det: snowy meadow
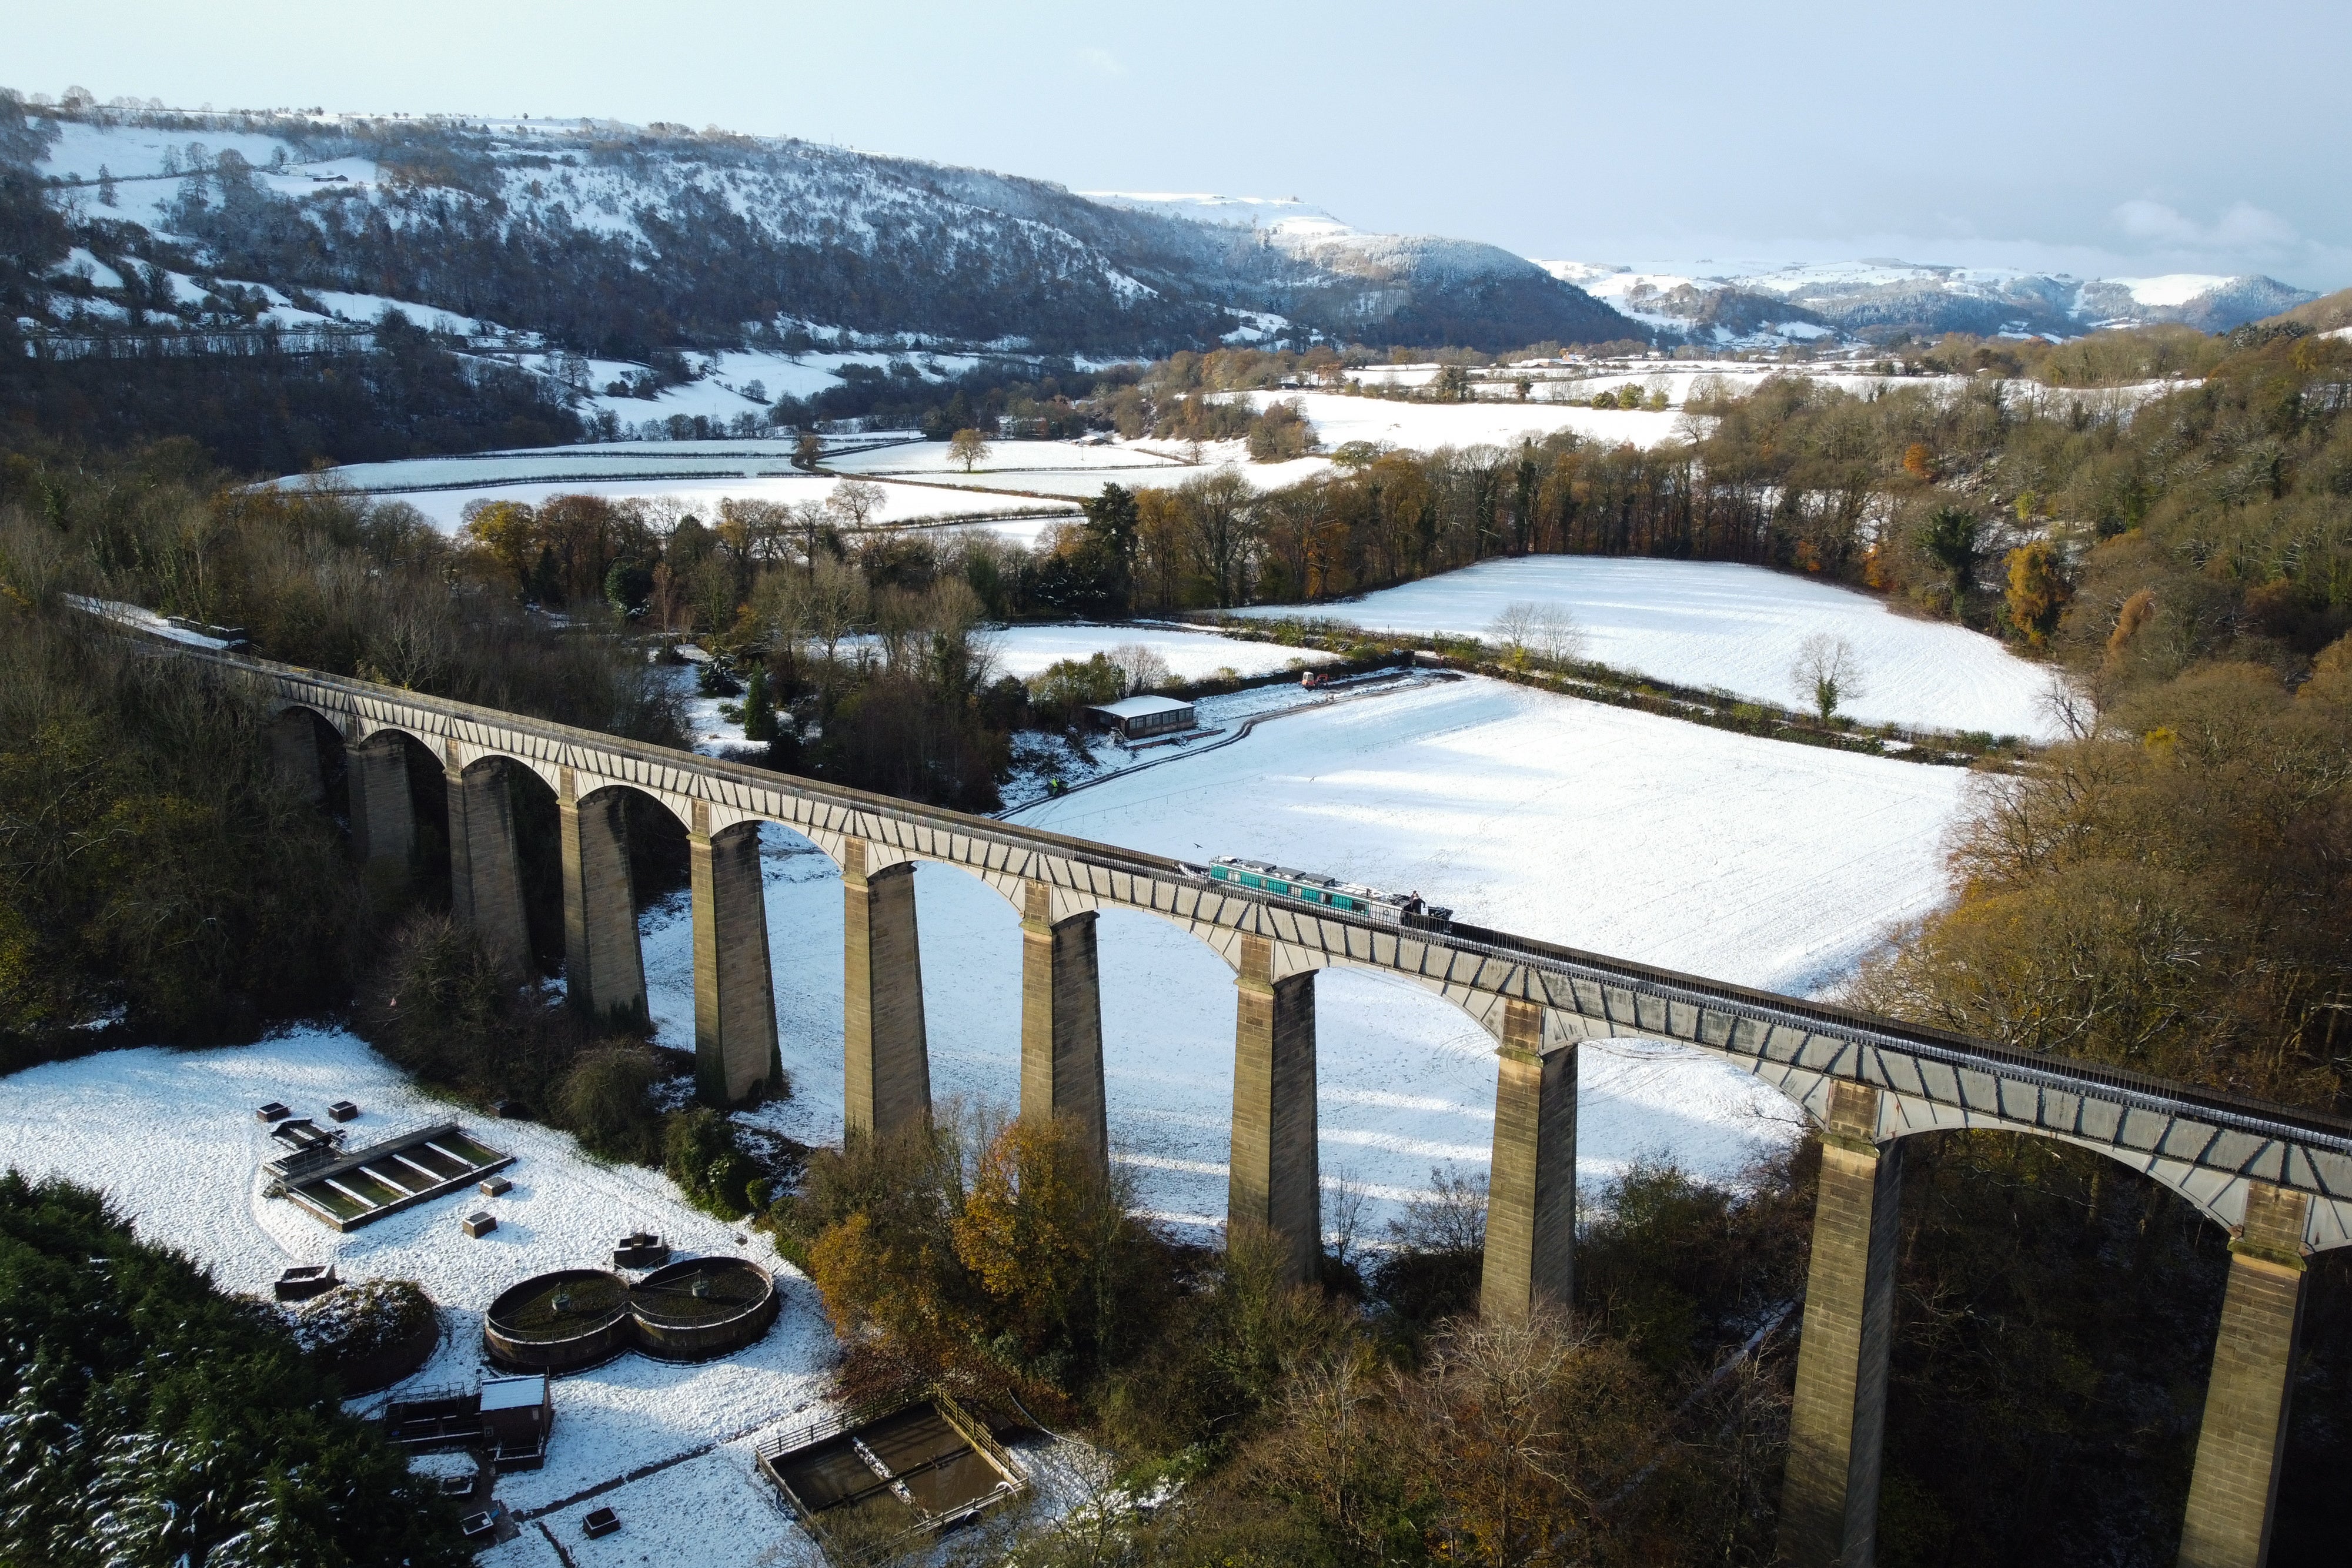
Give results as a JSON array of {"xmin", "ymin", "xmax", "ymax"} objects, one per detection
[{"xmin": 1234, "ymin": 555, "xmax": 2062, "ymax": 740}]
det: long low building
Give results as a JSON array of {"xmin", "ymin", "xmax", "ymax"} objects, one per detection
[{"xmin": 1086, "ymin": 694, "xmax": 1196, "ymax": 740}]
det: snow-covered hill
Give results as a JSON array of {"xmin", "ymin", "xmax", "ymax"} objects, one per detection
[
  {"xmin": 1544, "ymin": 257, "xmax": 2318, "ymax": 343},
  {"xmin": 11, "ymin": 101, "xmax": 1630, "ymax": 359}
]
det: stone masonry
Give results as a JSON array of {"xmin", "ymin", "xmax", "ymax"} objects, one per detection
[
  {"xmin": 345, "ymin": 735, "xmax": 414, "ymax": 870},
  {"xmin": 1020, "ymin": 880, "xmax": 1108, "ymax": 1175},
  {"xmin": 843, "ymin": 837, "xmax": 930, "ymax": 1139},
  {"xmin": 1228, "ymin": 933, "xmax": 1319, "ymax": 1286},
  {"xmin": 446, "ymin": 754, "xmax": 530, "ymax": 977},
  {"xmin": 1780, "ymin": 1081, "xmax": 1904, "ymax": 1568},
  {"xmin": 561, "ymin": 775, "xmax": 647, "ymax": 1027},
  {"xmin": 1480, "ymin": 998, "xmax": 1576, "ymax": 1321},
  {"xmin": 269, "ymin": 710, "xmax": 325, "ymax": 805},
  {"xmin": 690, "ymin": 810, "xmax": 781, "ymax": 1106},
  {"xmin": 2177, "ymin": 1182, "xmax": 2311, "ymax": 1568}
]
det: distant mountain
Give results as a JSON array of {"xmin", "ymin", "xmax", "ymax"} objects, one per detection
[
  {"xmin": 10, "ymin": 102, "xmax": 1634, "ymax": 358},
  {"xmin": 1543, "ymin": 258, "xmax": 2321, "ymax": 343},
  {"xmin": 1087, "ymin": 193, "xmax": 1637, "ymax": 350}
]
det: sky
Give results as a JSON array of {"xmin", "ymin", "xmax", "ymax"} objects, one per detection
[{"xmin": 13, "ymin": 0, "xmax": 2351, "ymax": 289}]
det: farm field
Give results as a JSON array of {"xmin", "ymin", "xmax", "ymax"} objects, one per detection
[
  {"xmin": 647, "ymin": 674, "xmax": 1963, "ymax": 1236},
  {"xmin": 985, "ymin": 622, "xmax": 1333, "ymax": 682},
  {"xmin": 1237, "ymin": 389, "xmax": 1693, "ymax": 451},
  {"xmin": 285, "ymin": 445, "xmax": 1081, "ymax": 538},
  {"xmin": 1234, "ymin": 555, "xmax": 2059, "ymax": 739}
]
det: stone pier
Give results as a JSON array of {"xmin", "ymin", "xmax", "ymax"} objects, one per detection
[
  {"xmin": 1019, "ymin": 880, "xmax": 1107, "ymax": 1175},
  {"xmin": 446, "ymin": 752, "xmax": 530, "ymax": 975},
  {"xmin": 269, "ymin": 710, "xmax": 324, "ymax": 805},
  {"xmin": 346, "ymin": 735, "xmax": 415, "ymax": 870},
  {"xmin": 2177, "ymin": 1182, "xmax": 2311, "ymax": 1568},
  {"xmin": 1228, "ymin": 933, "xmax": 1319, "ymax": 1286},
  {"xmin": 1780, "ymin": 1081, "xmax": 1905, "ymax": 1568},
  {"xmin": 560, "ymin": 775, "xmax": 647, "ymax": 1028},
  {"xmin": 1479, "ymin": 998, "xmax": 1576, "ymax": 1322},
  {"xmin": 843, "ymin": 836, "xmax": 929, "ymax": 1139},
  {"xmin": 690, "ymin": 808, "xmax": 780, "ymax": 1106}
]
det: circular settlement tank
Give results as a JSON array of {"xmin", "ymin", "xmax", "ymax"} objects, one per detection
[
  {"xmin": 629, "ymin": 1256, "xmax": 779, "ymax": 1362},
  {"xmin": 483, "ymin": 1269, "xmax": 633, "ymax": 1373}
]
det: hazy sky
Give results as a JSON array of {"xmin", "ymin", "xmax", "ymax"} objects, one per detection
[{"xmin": 14, "ymin": 0, "xmax": 2350, "ymax": 287}]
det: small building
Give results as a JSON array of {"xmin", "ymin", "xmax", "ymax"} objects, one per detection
[
  {"xmin": 479, "ymin": 1375, "xmax": 553, "ymax": 1470},
  {"xmin": 1085, "ymin": 694, "xmax": 1195, "ymax": 741}
]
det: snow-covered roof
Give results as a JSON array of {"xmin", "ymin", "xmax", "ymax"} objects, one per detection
[
  {"xmin": 1088, "ymin": 695, "xmax": 1194, "ymax": 719},
  {"xmin": 480, "ymin": 1374, "xmax": 548, "ymax": 1411}
]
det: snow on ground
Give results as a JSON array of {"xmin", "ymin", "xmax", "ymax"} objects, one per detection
[
  {"xmin": 290, "ymin": 465, "xmax": 1077, "ymax": 535},
  {"xmin": 1235, "ymin": 556, "xmax": 2059, "ymax": 740},
  {"xmin": 1238, "ymin": 390, "xmax": 1691, "ymax": 452},
  {"xmin": 306, "ymin": 289, "xmax": 485, "ymax": 336},
  {"xmin": 828, "ymin": 441, "xmax": 1190, "ymax": 477},
  {"xmin": 826, "ymin": 438, "xmax": 1210, "ymax": 500},
  {"xmin": 985, "ymin": 624, "xmax": 1334, "ymax": 683},
  {"xmin": 0, "ymin": 1031, "xmax": 837, "ymax": 1542},
  {"xmin": 649, "ymin": 673, "xmax": 1958, "ymax": 1242},
  {"xmin": 0, "ymin": 664, "xmax": 1963, "ymax": 1559}
]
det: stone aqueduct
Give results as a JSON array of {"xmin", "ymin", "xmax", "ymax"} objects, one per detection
[{"xmin": 201, "ymin": 645, "xmax": 2344, "ymax": 1568}]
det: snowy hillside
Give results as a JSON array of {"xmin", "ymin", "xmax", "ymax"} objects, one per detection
[
  {"xmin": 1545, "ymin": 257, "xmax": 2318, "ymax": 342},
  {"xmin": 13, "ymin": 102, "xmax": 1633, "ymax": 359}
]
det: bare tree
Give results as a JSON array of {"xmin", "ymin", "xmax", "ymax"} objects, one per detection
[
  {"xmin": 1108, "ymin": 643, "xmax": 1172, "ymax": 696},
  {"xmin": 948, "ymin": 428, "xmax": 993, "ymax": 472},
  {"xmin": 826, "ymin": 478, "xmax": 886, "ymax": 531},
  {"xmin": 1790, "ymin": 631, "xmax": 1866, "ymax": 722},
  {"xmin": 1385, "ymin": 1166, "xmax": 1487, "ymax": 1256},
  {"xmin": 1489, "ymin": 600, "xmax": 1583, "ymax": 670},
  {"xmin": 1528, "ymin": 604, "xmax": 1585, "ymax": 669},
  {"xmin": 1487, "ymin": 601, "xmax": 1538, "ymax": 663}
]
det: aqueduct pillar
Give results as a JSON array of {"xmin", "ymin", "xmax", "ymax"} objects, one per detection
[
  {"xmin": 843, "ymin": 836, "xmax": 930, "ymax": 1139},
  {"xmin": 446, "ymin": 751, "xmax": 530, "ymax": 976},
  {"xmin": 346, "ymin": 735, "xmax": 415, "ymax": 871},
  {"xmin": 1019, "ymin": 881, "xmax": 1107, "ymax": 1175},
  {"xmin": 269, "ymin": 711, "xmax": 325, "ymax": 806},
  {"xmin": 1228, "ymin": 934, "xmax": 1319, "ymax": 1286},
  {"xmin": 2177, "ymin": 1181, "xmax": 2311, "ymax": 1568},
  {"xmin": 1479, "ymin": 999, "xmax": 1576, "ymax": 1322},
  {"xmin": 560, "ymin": 774, "xmax": 647, "ymax": 1028},
  {"xmin": 689, "ymin": 809, "xmax": 780, "ymax": 1106},
  {"xmin": 1780, "ymin": 1081, "xmax": 1904, "ymax": 1568}
]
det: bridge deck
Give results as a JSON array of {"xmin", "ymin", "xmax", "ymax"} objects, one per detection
[{"xmin": 177, "ymin": 643, "xmax": 2352, "ymax": 1252}]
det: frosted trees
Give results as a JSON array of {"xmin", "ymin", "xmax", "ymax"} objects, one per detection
[{"xmin": 1790, "ymin": 632, "xmax": 1865, "ymax": 723}]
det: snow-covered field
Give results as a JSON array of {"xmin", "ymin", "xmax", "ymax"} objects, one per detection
[
  {"xmin": 985, "ymin": 624, "xmax": 1334, "ymax": 683},
  {"xmin": 1235, "ymin": 556, "xmax": 2058, "ymax": 740},
  {"xmin": 651, "ymin": 674, "xmax": 1960, "ymax": 1241},
  {"xmin": 828, "ymin": 442, "xmax": 1190, "ymax": 477},
  {"xmin": 291, "ymin": 464, "xmax": 1077, "ymax": 536},
  {"xmin": 1238, "ymin": 389, "xmax": 1692, "ymax": 451},
  {"xmin": 0, "ymin": 654, "xmax": 1970, "ymax": 1563}
]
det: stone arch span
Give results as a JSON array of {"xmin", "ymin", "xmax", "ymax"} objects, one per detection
[
  {"xmin": 230, "ymin": 653, "xmax": 2351, "ymax": 1257},
  {"xmin": 173, "ymin": 645, "xmax": 2347, "ymax": 1568}
]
